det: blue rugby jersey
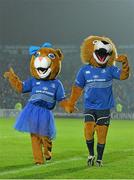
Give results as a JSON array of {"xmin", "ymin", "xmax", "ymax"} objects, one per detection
[
  {"xmin": 22, "ymin": 78, "xmax": 66, "ymax": 110},
  {"xmin": 75, "ymin": 65, "xmax": 121, "ymax": 110}
]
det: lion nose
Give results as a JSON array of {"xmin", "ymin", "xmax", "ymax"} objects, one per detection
[{"xmin": 38, "ymin": 57, "xmax": 43, "ymax": 61}]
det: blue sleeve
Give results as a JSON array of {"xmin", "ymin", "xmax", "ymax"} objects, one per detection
[
  {"xmin": 56, "ymin": 81, "xmax": 66, "ymax": 102},
  {"xmin": 75, "ymin": 68, "xmax": 85, "ymax": 88},
  {"xmin": 111, "ymin": 66, "xmax": 121, "ymax": 80},
  {"xmin": 22, "ymin": 78, "xmax": 33, "ymax": 93}
]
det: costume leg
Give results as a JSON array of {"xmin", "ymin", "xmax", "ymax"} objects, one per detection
[
  {"xmin": 84, "ymin": 121, "xmax": 96, "ymax": 156},
  {"xmin": 84, "ymin": 110, "xmax": 96, "ymax": 156},
  {"xmin": 96, "ymin": 125, "xmax": 109, "ymax": 160},
  {"xmin": 42, "ymin": 136, "xmax": 52, "ymax": 160},
  {"xmin": 30, "ymin": 133, "xmax": 44, "ymax": 164}
]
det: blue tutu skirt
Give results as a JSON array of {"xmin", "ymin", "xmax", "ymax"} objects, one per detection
[{"xmin": 14, "ymin": 102, "xmax": 56, "ymax": 139}]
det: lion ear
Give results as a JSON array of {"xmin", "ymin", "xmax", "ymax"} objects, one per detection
[{"xmin": 56, "ymin": 49, "xmax": 64, "ymax": 61}]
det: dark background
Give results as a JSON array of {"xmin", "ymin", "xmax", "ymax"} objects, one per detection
[
  {"xmin": 0, "ymin": 0, "xmax": 134, "ymax": 112},
  {"xmin": 0, "ymin": 0, "xmax": 134, "ymax": 46}
]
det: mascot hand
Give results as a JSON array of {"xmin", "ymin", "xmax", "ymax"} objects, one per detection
[
  {"xmin": 116, "ymin": 54, "xmax": 129, "ymax": 80},
  {"xmin": 59, "ymin": 99, "xmax": 78, "ymax": 113},
  {"xmin": 4, "ymin": 68, "xmax": 22, "ymax": 93},
  {"xmin": 65, "ymin": 100, "xmax": 78, "ymax": 113},
  {"xmin": 4, "ymin": 67, "xmax": 15, "ymax": 79},
  {"xmin": 116, "ymin": 54, "xmax": 128, "ymax": 63}
]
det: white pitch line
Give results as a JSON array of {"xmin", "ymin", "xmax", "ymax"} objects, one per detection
[
  {"xmin": 106, "ymin": 148, "xmax": 134, "ymax": 153},
  {"xmin": 122, "ymin": 148, "xmax": 134, "ymax": 152},
  {"xmin": 0, "ymin": 157, "xmax": 84, "ymax": 176},
  {"xmin": 0, "ymin": 135, "xmax": 28, "ymax": 139}
]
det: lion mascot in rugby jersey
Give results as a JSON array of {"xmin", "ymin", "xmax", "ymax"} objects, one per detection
[
  {"xmin": 65, "ymin": 36, "xmax": 130, "ymax": 166},
  {"xmin": 4, "ymin": 42, "xmax": 70, "ymax": 165}
]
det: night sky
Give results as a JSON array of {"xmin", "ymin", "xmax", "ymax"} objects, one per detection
[{"xmin": 0, "ymin": 0, "xmax": 134, "ymax": 46}]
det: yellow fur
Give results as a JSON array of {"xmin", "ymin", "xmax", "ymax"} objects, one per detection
[{"xmin": 81, "ymin": 35, "xmax": 117, "ymax": 67}]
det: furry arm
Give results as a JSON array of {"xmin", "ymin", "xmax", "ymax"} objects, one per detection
[
  {"xmin": 60, "ymin": 86, "xmax": 83, "ymax": 113},
  {"xmin": 4, "ymin": 68, "xmax": 23, "ymax": 93},
  {"xmin": 59, "ymin": 99, "xmax": 78, "ymax": 113},
  {"xmin": 69, "ymin": 85, "xmax": 83, "ymax": 105},
  {"xmin": 116, "ymin": 54, "xmax": 130, "ymax": 80}
]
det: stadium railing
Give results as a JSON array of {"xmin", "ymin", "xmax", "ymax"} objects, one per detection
[{"xmin": 0, "ymin": 109, "xmax": 134, "ymax": 120}]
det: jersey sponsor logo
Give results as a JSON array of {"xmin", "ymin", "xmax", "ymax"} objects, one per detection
[
  {"xmin": 36, "ymin": 82, "xmax": 41, "ymax": 85},
  {"xmin": 87, "ymin": 79, "xmax": 106, "ymax": 83},
  {"xmin": 93, "ymin": 75, "xmax": 99, "ymax": 78},
  {"xmin": 43, "ymin": 87, "xmax": 48, "ymax": 91},
  {"xmin": 85, "ymin": 71, "xmax": 91, "ymax": 74},
  {"xmin": 36, "ymin": 90, "xmax": 54, "ymax": 96},
  {"xmin": 101, "ymin": 69, "xmax": 106, "ymax": 73},
  {"xmin": 51, "ymin": 83, "xmax": 56, "ymax": 88},
  {"xmin": 45, "ymin": 91, "xmax": 54, "ymax": 96}
]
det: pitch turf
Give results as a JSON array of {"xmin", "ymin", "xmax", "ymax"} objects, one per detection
[{"xmin": 0, "ymin": 118, "xmax": 134, "ymax": 179}]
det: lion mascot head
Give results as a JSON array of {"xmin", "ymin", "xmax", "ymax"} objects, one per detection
[
  {"xmin": 4, "ymin": 43, "xmax": 64, "ymax": 93},
  {"xmin": 29, "ymin": 42, "xmax": 63, "ymax": 80},
  {"xmin": 81, "ymin": 35, "xmax": 117, "ymax": 67}
]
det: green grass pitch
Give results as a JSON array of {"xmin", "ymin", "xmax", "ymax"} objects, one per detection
[{"xmin": 0, "ymin": 118, "xmax": 134, "ymax": 179}]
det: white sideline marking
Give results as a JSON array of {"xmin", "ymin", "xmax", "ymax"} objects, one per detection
[
  {"xmin": 0, "ymin": 157, "xmax": 84, "ymax": 176},
  {"xmin": 0, "ymin": 135, "xmax": 28, "ymax": 139},
  {"xmin": 0, "ymin": 149, "xmax": 134, "ymax": 176},
  {"xmin": 106, "ymin": 148, "xmax": 134, "ymax": 153},
  {"xmin": 122, "ymin": 148, "xmax": 134, "ymax": 152}
]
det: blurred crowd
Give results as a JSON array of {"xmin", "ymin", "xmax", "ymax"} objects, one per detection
[{"xmin": 0, "ymin": 45, "xmax": 133, "ymax": 113}]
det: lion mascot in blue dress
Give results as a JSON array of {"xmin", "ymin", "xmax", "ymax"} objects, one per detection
[{"xmin": 4, "ymin": 42, "xmax": 70, "ymax": 165}]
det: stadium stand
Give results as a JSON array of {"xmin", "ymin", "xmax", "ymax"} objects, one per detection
[{"xmin": 0, "ymin": 45, "xmax": 133, "ymax": 115}]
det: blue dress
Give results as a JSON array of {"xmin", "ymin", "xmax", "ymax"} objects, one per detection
[{"xmin": 14, "ymin": 78, "xmax": 65, "ymax": 139}]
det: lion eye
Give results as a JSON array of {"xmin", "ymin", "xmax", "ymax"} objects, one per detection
[
  {"xmin": 93, "ymin": 40, "xmax": 98, "ymax": 45},
  {"xmin": 48, "ymin": 53, "xmax": 55, "ymax": 59},
  {"xmin": 34, "ymin": 51, "xmax": 40, "ymax": 57}
]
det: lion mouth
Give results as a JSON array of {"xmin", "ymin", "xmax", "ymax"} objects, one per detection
[
  {"xmin": 95, "ymin": 48, "xmax": 111, "ymax": 62},
  {"xmin": 36, "ymin": 67, "xmax": 51, "ymax": 78},
  {"xmin": 37, "ymin": 67, "xmax": 49, "ymax": 74},
  {"xmin": 93, "ymin": 48, "xmax": 113, "ymax": 65}
]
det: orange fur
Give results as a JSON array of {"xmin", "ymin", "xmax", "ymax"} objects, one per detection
[
  {"xmin": 63, "ymin": 86, "xmax": 83, "ymax": 113},
  {"xmin": 80, "ymin": 35, "xmax": 117, "ymax": 67},
  {"xmin": 69, "ymin": 86, "xmax": 83, "ymax": 105},
  {"xmin": 84, "ymin": 122, "xmax": 96, "ymax": 140},
  {"xmin": 31, "ymin": 134, "xmax": 44, "ymax": 164},
  {"xmin": 30, "ymin": 48, "xmax": 63, "ymax": 80},
  {"xmin": 116, "ymin": 54, "xmax": 130, "ymax": 80},
  {"xmin": 31, "ymin": 134, "xmax": 52, "ymax": 164},
  {"xmin": 4, "ymin": 68, "xmax": 22, "ymax": 93},
  {"xmin": 41, "ymin": 137, "xmax": 52, "ymax": 160},
  {"xmin": 96, "ymin": 125, "xmax": 109, "ymax": 144}
]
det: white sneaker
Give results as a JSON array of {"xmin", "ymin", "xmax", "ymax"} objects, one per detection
[
  {"xmin": 96, "ymin": 160, "xmax": 103, "ymax": 167},
  {"xmin": 87, "ymin": 155, "xmax": 95, "ymax": 166}
]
